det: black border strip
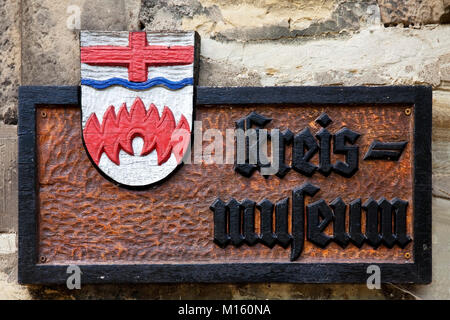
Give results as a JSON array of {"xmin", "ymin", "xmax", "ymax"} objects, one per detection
[{"xmin": 18, "ymin": 86, "xmax": 432, "ymax": 284}]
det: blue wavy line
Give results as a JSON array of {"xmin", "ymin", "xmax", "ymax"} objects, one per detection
[{"xmin": 81, "ymin": 77, "xmax": 193, "ymax": 90}]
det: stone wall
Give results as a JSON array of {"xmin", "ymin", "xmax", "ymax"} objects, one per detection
[{"xmin": 0, "ymin": 0, "xmax": 449, "ymax": 299}]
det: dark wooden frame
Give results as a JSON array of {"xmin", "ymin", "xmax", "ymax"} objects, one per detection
[{"xmin": 18, "ymin": 86, "xmax": 432, "ymax": 284}]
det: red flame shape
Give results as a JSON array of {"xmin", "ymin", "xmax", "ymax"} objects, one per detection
[{"xmin": 83, "ymin": 97, "xmax": 191, "ymax": 166}]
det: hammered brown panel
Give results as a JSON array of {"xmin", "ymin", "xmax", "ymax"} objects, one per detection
[{"xmin": 36, "ymin": 104, "xmax": 414, "ymax": 265}]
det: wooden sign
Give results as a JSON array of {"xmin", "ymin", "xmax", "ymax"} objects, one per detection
[{"xmin": 18, "ymin": 32, "xmax": 431, "ymax": 284}]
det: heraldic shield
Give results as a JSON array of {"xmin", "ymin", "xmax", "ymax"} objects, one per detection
[{"xmin": 80, "ymin": 31, "xmax": 198, "ymax": 187}]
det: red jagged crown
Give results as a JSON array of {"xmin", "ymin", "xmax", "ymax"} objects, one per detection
[{"xmin": 83, "ymin": 97, "xmax": 191, "ymax": 166}]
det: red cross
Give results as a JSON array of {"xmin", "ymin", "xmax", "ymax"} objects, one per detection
[{"xmin": 81, "ymin": 32, "xmax": 194, "ymax": 82}]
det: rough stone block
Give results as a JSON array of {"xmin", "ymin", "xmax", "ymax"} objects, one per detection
[
  {"xmin": 412, "ymin": 197, "xmax": 450, "ymax": 299},
  {"xmin": 0, "ymin": 234, "xmax": 16, "ymax": 255},
  {"xmin": 21, "ymin": 0, "xmax": 141, "ymax": 86},
  {"xmin": 0, "ymin": 126, "xmax": 17, "ymax": 232},
  {"xmin": 378, "ymin": 0, "xmax": 448, "ymax": 25},
  {"xmin": 0, "ymin": 0, "xmax": 21, "ymax": 124},
  {"xmin": 140, "ymin": 0, "xmax": 381, "ymax": 41},
  {"xmin": 432, "ymin": 90, "xmax": 450, "ymax": 200}
]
